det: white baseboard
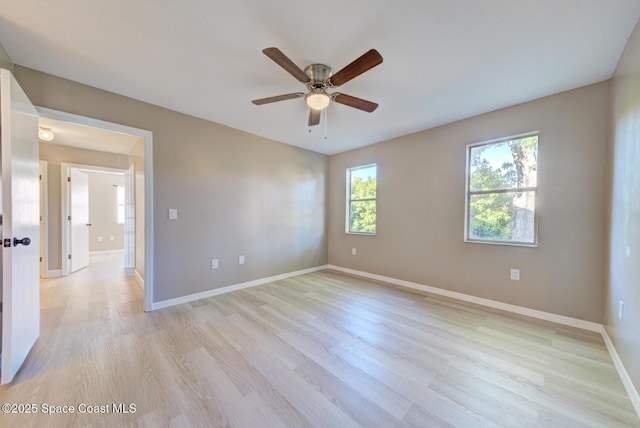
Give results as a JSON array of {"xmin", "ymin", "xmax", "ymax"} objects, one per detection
[
  {"xmin": 147, "ymin": 262, "xmax": 639, "ymax": 419},
  {"xmin": 150, "ymin": 265, "xmax": 329, "ymax": 311},
  {"xmin": 328, "ymin": 265, "xmax": 601, "ymax": 332},
  {"xmin": 327, "ymin": 264, "xmax": 640, "ymax": 419},
  {"xmin": 601, "ymin": 327, "xmax": 640, "ymax": 418},
  {"xmin": 134, "ymin": 269, "xmax": 144, "ymax": 291},
  {"xmin": 45, "ymin": 269, "xmax": 62, "ymax": 278},
  {"xmin": 90, "ymin": 249, "xmax": 125, "ymax": 255}
]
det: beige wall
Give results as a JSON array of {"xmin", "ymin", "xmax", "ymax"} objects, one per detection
[
  {"xmin": 87, "ymin": 171, "xmax": 125, "ymax": 252},
  {"xmin": 607, "ymin": 19, "xmax": 640, "ymax": 394},
  {"xmin": 17, "ymin": 66, "xmax": 328, "ymax": 302},
  {"xmin": 40, "ymin": 143, "xmax": 134, "ymax": 270},
  {"xmin": 45, "ymin": 165, "xmax": 62, "ymax": 270},
  {"xmin": 328, "ymin": 82, "xmax": 610, "ymax": 323},
  {"xmin": 0, "ymin": 39, "xmax": 13, "ymax": 72},
  {"xmin": 40, "ymin": 142, "xmax": 130, "ymax": 170}
]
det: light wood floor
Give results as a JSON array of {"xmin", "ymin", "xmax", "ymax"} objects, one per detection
[{"xmin": 0, "ymin": 253, "xmax": 638, "ymax": 427}]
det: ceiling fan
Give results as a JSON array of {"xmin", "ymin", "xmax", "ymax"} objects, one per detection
[{"xmin": 252, "ymin": 47, "xmax": 383, "ymax": 126}]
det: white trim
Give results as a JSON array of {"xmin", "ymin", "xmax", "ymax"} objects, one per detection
[
  {"xmin": 346, "ymin": 163, "xmax": 377, "ymax": 235},
  {"xmin": 327, "ymin": 265, "xmax": 602, "ymax": 332},
  {"xmin": 123, "ymin": 164, "xmax": 135, "ymax": 269},
  {"xmin": 601, "ymin": 327, "xmax": 640, "ymax": 418},
  {"xmin": 61, "ymin": 163, "xmax": 127, "ymax": 276},
  {"xmin": 39, "ymin": 161, "xmax": 48, "ymax": 279},
  {"xmin": 134, "ymin": 269, "xmax": 144, "ymax": 291},
  {"xmin": 89, "ymin": 249, "xmax": 125, "ymax": 255},
  {"xmin": 46, "ymin": 269, "xmax": 61, "ymax": 278},
  {"xmin": 36, "ymin": 107, "xmax": 154, "ymax": 312},
  {"xmin": 143, "ymin": 125, "xmax": 154, "ymax": 312},
  {"xmin": 151, "ymin": 265, "xmax": 328, "ymax": 311},
  {"xmin": 326, "ymin": 265, "xmax": 640, "ymax": 417},
  {"xmin": 466, "ymin": 130, "xmax": 542, "ymax": 149},
  {"xmin": 464, "ymin": 132, "xmax": 540, "ymax": 247}
]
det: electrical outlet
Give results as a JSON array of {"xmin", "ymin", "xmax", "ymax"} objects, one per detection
[
  {"xmin": 619, "ymin": 300, "xmax": 625, "ymax": 320},
  {"xmin": 352, "ymin": 248, "xmax": 357, "ymax": 256},
  {"xmin": 510, "ymin": 269, "xmax": 520, "ymax": 281},
  {"xmin": 239, "ymin": 255, "xmax": 245, "ymax": 265},
  {"xmin": 211, "ymin": 259, "xmax": 218, "ymax": 270},
  {"xmin": 168, "ymin": 208, "xmax": 178, "ymax": 220}
]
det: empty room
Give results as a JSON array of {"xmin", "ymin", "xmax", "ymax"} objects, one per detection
[{"xmin": 0, "ymin": 1, "xmax": 639, "ymax": 427}]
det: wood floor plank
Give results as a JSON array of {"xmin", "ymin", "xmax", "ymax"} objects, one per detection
[
  {"xmin": 0, "ymin": 253, "xmax": 637, "ymax": 427},
  {"xmin": 277, "ymin": 329, "xmax": 413, "ymax": 420}
]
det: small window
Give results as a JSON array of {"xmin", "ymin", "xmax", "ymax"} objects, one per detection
[
  {"xmin": 465, "ymin": 133, "xmax": 538, "ymax": 246},
  {"xmin": 346, "ymin": 164, "xmax": 377, "ymax": 234},
  {"xmin": 116, "ymin": 185, "xmax": 125, "ymax": 224}
]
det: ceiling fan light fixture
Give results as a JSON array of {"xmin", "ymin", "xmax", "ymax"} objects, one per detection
[
  {"xmin": 38, "ymin": 127, "xmax": 55, "ymax": 141},
  {"xmin": 305, "ymin": 90, "xmax": 331, "ymax": 110}
]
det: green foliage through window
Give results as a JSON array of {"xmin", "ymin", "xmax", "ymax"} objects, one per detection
[
  {"xmin": 348, "ymin": 164, "xmax": 377, "ymax": 234},
  {"xmin": 466, "ymin": 135, "xmax": 538, "ymax": 244}
]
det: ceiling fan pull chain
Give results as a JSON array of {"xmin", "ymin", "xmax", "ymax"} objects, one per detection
[{"xmin": 324, "ymin": 108, "xmax": 328, "ymax": 140}]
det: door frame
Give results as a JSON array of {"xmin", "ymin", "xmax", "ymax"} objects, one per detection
[
  {"xmin": 39, "ymin": 160, "xmax": 48, "ymax": 278},
  {"xmin": 37, "ymin": 107, "xmax": 154, "ymax": 312},
  {"xmin": 61, "ymin": 164, "xmax": 125, "ymax": 274},
  {"xmin": 124, "ymin": 163, "xmax": 135, "ymax": 269}
]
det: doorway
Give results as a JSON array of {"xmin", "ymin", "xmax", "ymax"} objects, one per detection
[
  {"xmin": 36, "ymin": 107, "xmax": 154, "ymax": 312},
  {"xmin": 61, "ymin": 165, "xmax": 128, "ymax": 274}
]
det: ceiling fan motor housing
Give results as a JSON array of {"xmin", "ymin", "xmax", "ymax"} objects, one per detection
[{"xmin": 305, "ymin": 64, "xmax": 333, "ymax": 89}]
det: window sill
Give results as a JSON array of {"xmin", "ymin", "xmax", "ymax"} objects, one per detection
[{"xmin": 464, "ymin": 239, "xmax": 537, "ymax": 248}]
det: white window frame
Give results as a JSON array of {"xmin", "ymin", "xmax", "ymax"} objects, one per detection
[
  {"xmin": 346, "ymin": 163, "xmax": 377, "ymax": 235},
  {"xmin": 116, "ymin": 185, "xmax": 125, "ymax": 225},
  {"xmin": 464, "ymin": 132, "xmax": 539, "ymax": 247}
]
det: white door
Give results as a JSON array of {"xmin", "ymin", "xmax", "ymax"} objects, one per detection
[
  {"xmin": 1, "ymin": 68, "xmax": 40, "ymax": 385},
  {"xmin": 70, "ymin": 169, "xmax": 89, "ymax": 272}
]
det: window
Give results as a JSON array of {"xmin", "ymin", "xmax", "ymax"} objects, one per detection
[
  {"xmin": 347, "ymin": 164, "xmax": 377, "ymax": 234},
  {"xmin": 465, "ymin": 133, "xmax": 538, "ymax": 246},
  {"xmin": 116, "ymin": 185, "xmax": 125, "ymax": 224}
]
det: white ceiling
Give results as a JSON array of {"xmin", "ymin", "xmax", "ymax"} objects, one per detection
[
  {"xmin": 1, "ymin": 0, "xmax": 639, "ymax": 155},
  {"xmin": 39, "ymin": 116, "xmax": 141, "ymax": 156}
]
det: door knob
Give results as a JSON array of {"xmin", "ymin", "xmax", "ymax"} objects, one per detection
[{"xmin": 13, "ymin": 237, "xmax": 31, "ymax": 246}]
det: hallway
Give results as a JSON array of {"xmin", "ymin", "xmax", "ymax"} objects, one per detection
[{"xmin": 0, "ymin": 252, "xmax": 145, "ymax": 426}]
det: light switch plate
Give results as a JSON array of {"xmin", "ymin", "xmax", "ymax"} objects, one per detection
[{"xmin": 168, "ymin": 209, "xmax": 178, "ymax": 220}]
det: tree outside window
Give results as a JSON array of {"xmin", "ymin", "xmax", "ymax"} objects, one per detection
[
  {"xmin": 465, "ymin": 134, "xmax": 538, "ymax": 245},
  {"xmin": 347, "ymin": 164, "xmax": 377, "ymax": 234}
]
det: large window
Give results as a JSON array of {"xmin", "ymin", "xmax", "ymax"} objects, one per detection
[
  {"xmin": 347, "ymin": 163, "xmax": 377, "ymax": 234},
  {"xmin": 465, "ymin": 133, "xmax": 538, "ymax": 246}
]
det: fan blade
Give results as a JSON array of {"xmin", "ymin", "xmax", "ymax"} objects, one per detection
[
  {"xmin": 333, "ymin": 93, "xmax": 379, "ymax": 113},
  {"xmin": 308, "ymin": 109, "xmax": 321, "ymax": 126},
  {"xmin": 262, "ymin": 47, "xmax": 310, "ymax": 83},
  {"xmin": 330, "ymin": 49, "xmax": 383, "ymax": 87},
  {"xmin": 252, "ymin": 92, "xmax": 305, "ymax": 105}
]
